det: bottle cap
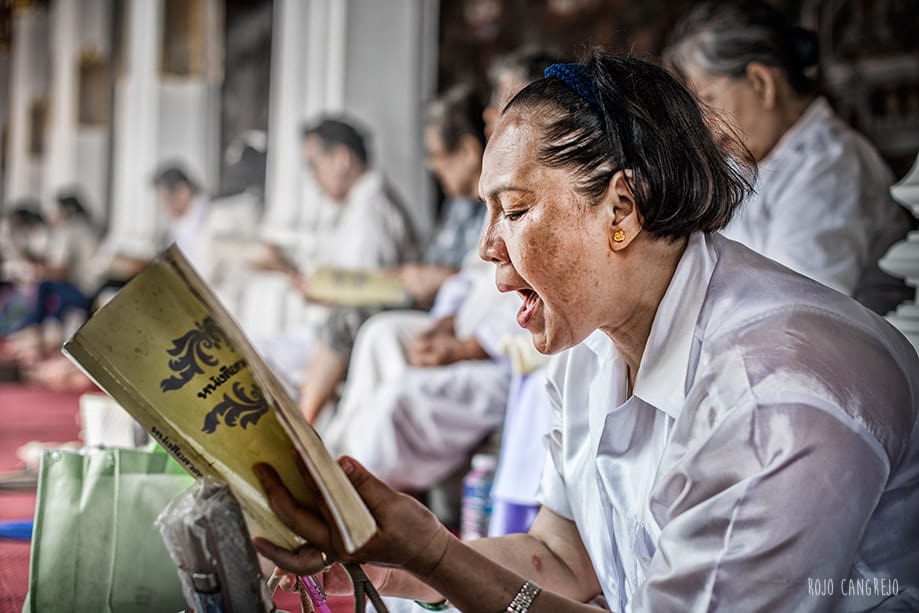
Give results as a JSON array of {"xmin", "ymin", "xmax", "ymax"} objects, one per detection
[{"xmin": 471, "ymin": 453, "xmax": 497, "ymax": 472}]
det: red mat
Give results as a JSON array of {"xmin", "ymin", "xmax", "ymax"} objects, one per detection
[{"xmin": 0, "ymin": 384, "xmax": 83, "ymax": 613}]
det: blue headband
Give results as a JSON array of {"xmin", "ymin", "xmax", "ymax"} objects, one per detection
[{"xmin": 544, "ymin": 63, "xmax": 602, "ymax": 115}]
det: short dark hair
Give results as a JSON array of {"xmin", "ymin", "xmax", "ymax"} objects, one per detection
[
  {"xmin": 152, "ymin": 165, "xmax": 199, "ymax": 193},
  {"xmin": 8, "ymin": 200, "xmax": 45, "ymax": 227},
  {"xmin": 301, "ymin": 117, "xmax": 370, "ymax": 167},
  {"xmin": 504, "ymin": 50, "xmax": 754, "ymax": 241},
  {"xmin": 665, "ymin": 0, "xmax": 819, "ymax": 97},
  {"xmin": 425, "ymin": 84, "xmax": 486, "ymax": 152},
  {"xmin": 55, "ymin": 190, "xmax": 91, "ymax": 221}
]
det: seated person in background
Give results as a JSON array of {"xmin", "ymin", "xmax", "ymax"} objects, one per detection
[
  {"xmin": 321, "ymin": 248, "xmax": 522, "ymax": 493},
  {"xmin": 256, "ymin": 117, "xmax": 418, "ymax": 389},
  {"xmin": 665, "ymin": 0, "xmax": 911, "ymax": 315},
  {"xmin": 483, "ymin": 46, "xmax": 561, "ymax": 139},
  {"xmin": 1, "ymin": 204, "xmax": 49, "ymax": 334},
  {"xmin": 152, "ymin": 163, "xmax": 260, "ymax": 283},
  {"xmin": 1, "ymin": 193, "xmax": 100, "ymax": 363},
  {"xmin": 298, "ymin": 86, "xmax": 487, "ymax": 423}
]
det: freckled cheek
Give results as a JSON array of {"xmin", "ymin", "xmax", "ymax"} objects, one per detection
[{"xmin": 519, "ymin": 232, "xmax": 581, "ymax": 316}]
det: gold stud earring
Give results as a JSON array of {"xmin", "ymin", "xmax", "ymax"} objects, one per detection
[{"xmin": 613, "ymin": 230, "xmax": 626, "ymax": 242}]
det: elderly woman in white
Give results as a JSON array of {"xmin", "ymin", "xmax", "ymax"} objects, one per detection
[
  {"xmin": 252, "ymin": 50, "xmax": 919, "ymax": 612},
  {"xmin": 665, "ymin": 1, "xmax": 911, "ymax": 316}
]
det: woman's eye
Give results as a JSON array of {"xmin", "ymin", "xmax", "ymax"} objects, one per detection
[{"xmin": 503, "ymin": 210, "xmax": 525, "ymax": 221}]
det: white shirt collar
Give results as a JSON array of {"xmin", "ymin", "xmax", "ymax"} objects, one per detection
[
  {"xmin": 345, "ymin": 170, "xmax": 383, "ymax": 207},
  {"xmin": 583, "ymin": 232, "xmax": 717, "ymax": 420},
  {"xmin": 761, "ymin": 97, "xmax": 832, "ymax": 168}
]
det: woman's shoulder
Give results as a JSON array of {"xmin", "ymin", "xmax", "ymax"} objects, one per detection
[
  {"xmin": 788, "ymin": 101, "xmax": 892, "ymax": 181},
  {"xmin": 695, "ymin": 260, "xmax": 918, "ymax": 461}
]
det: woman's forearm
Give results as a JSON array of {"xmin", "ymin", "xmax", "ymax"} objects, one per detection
[
  {"xmin": 413, "ymin": 536, "xmax": 604, "ymax": 612},
  {"xmin": 380, "ymin": 532, "xmax": 600, "ymax": 604}
]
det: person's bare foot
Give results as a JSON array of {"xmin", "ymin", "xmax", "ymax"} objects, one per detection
[
  {"xmin": 22, "ymin": 355, "xmax": 94, "ymax": 391},
  {"xmin": 8, "ymin": 326, "xmax": 45, "ymax": 366}
]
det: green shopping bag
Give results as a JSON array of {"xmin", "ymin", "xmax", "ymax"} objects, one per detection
[{"xmin": 24, "ymin": 445, "xmax": 194, "ymax": 612}]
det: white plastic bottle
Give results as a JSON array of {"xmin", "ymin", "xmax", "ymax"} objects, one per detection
[{"xmin": 461, "ymin": 453, "xmax": 497, "ymax": 540}]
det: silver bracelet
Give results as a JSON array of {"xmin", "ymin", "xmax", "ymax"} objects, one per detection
[{"xmin": 505, "ymin": 580, "xmax": 541, "ymax": 613}]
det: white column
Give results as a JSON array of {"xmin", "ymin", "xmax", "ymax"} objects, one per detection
[
  {"xmin": 343, "ymin": 0, "xmax": 439, "ymax": 235},
  {"xmin": 44, "ymin": 0, "xmax": 79, "ymax": 207},
  {"xmin": 43, "ymin": 0, "xmax": 112, "ymax": 223},
  {"xmin": 881, "ymin": 153, "xmax": 919, "ymax": 352},
  {"xmin": 263, "ymin": 0, "xmax": 312, "ymax": 233},
  {"xmin": 109, "ymin": 0, "xmax": 163, "ymax": 251},
  {"xmin": 0, "ymin": 49, "xmax": 10, "ymax": 208},
  {"xmin": 109, "ymin": 0, "xmax": 223, "ymax": 253},
  {"xmin": 5, "ymin": 5, "xmax": 50, "ymax": 204}
]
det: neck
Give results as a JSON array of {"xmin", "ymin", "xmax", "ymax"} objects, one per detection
[
  {"xmin": 759, "ymin": 95, "xmax": 814, "ymax": 161},
  {"xmin": 341, "ymin": 166, "xmax": 367, "ymax": 199},
  {"xmin": 600, "ymin": 235, "xmax": 687, "ymax": 389}
]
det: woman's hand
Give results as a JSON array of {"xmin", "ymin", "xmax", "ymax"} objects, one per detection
[
  {"xmin": 253, "ymin": 456, "xmax": 454, "ymax": 580},
  {"xmin": 399, "ymin": 264, "xmax": 455, "ymax": 306},
  {"xmin": 270, "ymin": 563, "xmax": 393, "ymax": 596}
]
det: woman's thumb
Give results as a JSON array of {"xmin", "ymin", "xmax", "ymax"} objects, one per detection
[{"xmin": 337, "ymin": 456, "xmax": 392, "ymax": 505}]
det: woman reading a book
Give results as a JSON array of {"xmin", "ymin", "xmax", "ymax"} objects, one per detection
[{"xmin": 253, "ymin": 50, "xmax": 919, "ymax": 612}]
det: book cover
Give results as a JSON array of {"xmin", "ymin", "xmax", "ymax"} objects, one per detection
[{"xmin": 62, "ymin": 244, "xmax": 377, "ymax": 553}]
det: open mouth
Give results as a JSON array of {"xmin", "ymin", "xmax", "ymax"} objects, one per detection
[{"xmin": 516, "ymin": 289, "xmax": 541, "ymax": 328}]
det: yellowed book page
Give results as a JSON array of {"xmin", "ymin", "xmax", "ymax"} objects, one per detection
[
  {"xmin": 64, "ymin": 245, "xmax": 376, "ymax": 552},
  {"xmin": 305, "ymin": 267, "xmax": 412, "ymax": 307}
]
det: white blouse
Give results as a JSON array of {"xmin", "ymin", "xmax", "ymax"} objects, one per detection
[
  {"xmin": 539, "ymin": 232, "xmax": 919, "ymax": 612},
  {"xmin": 723, "ymin": 97, "xmax": 909, "ymax": 314}
]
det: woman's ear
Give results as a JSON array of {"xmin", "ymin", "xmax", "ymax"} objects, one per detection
[
  {"xmin": 605, "ymin": 169, "xmax": 641, "ymax": 252},
  {"xmin": 746, "ymin": 62, "xmax": 778, "ymax": 111}
]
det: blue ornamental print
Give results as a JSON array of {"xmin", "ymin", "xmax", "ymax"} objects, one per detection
[
  {"xmin": 160, "ymin": 316, "xmax": 233, "ymax": 392},
  {"xmin": 202, "ymin": 381, "xmax": 269, "ymax": 433}
]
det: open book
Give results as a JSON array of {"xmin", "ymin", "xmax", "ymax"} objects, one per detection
[
  {"xmin": 62, "ymin": 244, "xmax": 377, "ymax": 553},
  {"xmin": 244, "ymin": 239, "xmax": 413, "ymax": 308},
  {"xmin": 305, "ymin": 267, "xmax": 413, "ymax": 308}
]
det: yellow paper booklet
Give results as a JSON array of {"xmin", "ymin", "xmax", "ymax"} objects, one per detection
[
  {"xmin": 62, "ymin": 245, "xmax": 376, "ymax": 553},
  {"xmin": 305, "ymin": 267, "xmax": 413, "ymax": 308}
]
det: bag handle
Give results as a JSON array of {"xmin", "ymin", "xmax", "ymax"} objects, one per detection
[
  {"xmin": 344, "ymin": 563, "xmax": 388, "ymax": 613},
  {"xmin": 289, "ymin": 564, "xmax": 388, "ymax": 613}
]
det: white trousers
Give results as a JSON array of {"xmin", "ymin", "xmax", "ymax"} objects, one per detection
[{"xmin": 323, "ymin": 310, "xmax": 510, "ymax": 491}]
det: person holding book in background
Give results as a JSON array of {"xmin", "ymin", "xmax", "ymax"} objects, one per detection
[
  {"xmin": 254, "ymin": 51, "xmax": 919, "ymax": 612},
  {"xmin": 665, "ymin": 0, "xmax": 911, "ymax": 315},
  {"xmin": 296, "ymin": 86, "xmax": 489, "ymax": 425},
  {"xmin": 312, "ymin": 52, "xmax": 559, "ymax": 493},
  {"xmin": 255, "ymin": 117, "xmax": 418, "ymax": 393},
  {"xmin": 153, "ymin": 164, "xmax": 261, "ymax": 283}
]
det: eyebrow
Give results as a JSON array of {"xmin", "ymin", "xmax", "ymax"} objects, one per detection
[{"xmin": 480, "ymin": 185, "xmax": 533, "ymax": 201}]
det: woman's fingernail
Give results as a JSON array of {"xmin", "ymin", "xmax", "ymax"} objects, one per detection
[{"xmin": 339, "ymin": 457, "xmax": 355, "ymax": 476}]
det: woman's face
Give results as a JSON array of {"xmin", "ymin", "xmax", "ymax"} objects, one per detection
[
  {"xmin": 424, "ymin": 125, "xmax": 482, "ymax": 199},
  {"xmin": 483, "ymin": 70, "xmax": 528, "ymax": 139},
  {"xmin": 302, "ymin": 135, "xmax": 350, "ymax": 202},
  {"xmin": 478, "ymin": 110, "xmax": 618, "ymax": 354},
  {"xmin": 682, "ymin": 61, "xmax": 773, "ymax": 162}
]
